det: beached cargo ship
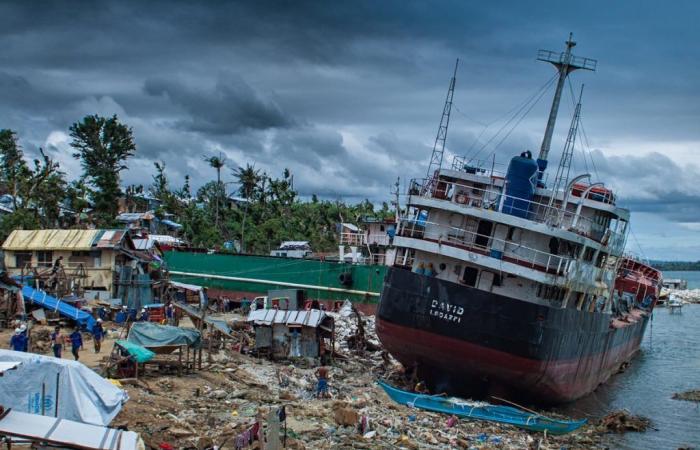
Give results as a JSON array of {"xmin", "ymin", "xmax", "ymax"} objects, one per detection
[{"xmin": 376, "ymin": 35, "xmax": 662, "ymax": 403}]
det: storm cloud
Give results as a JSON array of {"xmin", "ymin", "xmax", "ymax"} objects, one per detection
[{"xmin": 1, "ymin": 0, "xmax": 699, "ymax": 258}]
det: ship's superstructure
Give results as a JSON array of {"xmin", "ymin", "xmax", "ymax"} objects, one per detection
[{"xmin": 376, "ymin": 35, "xmax": 660, "ymax": 403}]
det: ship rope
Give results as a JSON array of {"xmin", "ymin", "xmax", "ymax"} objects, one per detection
[{"xmin": 462, "ymin": 71, "xmax": 558, "ymax": 163}]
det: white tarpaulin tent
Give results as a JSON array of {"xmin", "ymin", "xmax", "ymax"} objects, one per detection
[
  {"xmin": 0, "ymin": 409, "xmax": 143, "ymax": 450},
  {"xmin": 0, "ymin": 350, "xmax": 128, "ymax": 426}
]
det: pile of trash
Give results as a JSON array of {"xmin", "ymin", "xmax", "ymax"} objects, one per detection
[
  {"xmin": 110, "ymin": 305, "xmax": 611, "ymax": 449},
  {"xmin": 667, "ymin": 289, "xmax": 700, "ymax": 303},
  {"xmin": 672, "ymin": 390, "xmax": 700, "ymax": 403},
  {"xmin": 597, "ymin": 410, "xmax": 652, "ymax": 433}
]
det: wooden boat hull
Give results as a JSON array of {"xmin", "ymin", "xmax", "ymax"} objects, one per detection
[{"xmin": 377, "ymin": 380, "xmax": 586, "ymax": 434}]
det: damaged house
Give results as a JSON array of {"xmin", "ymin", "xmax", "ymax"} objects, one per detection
[
  {"xmin": 1, "ymin": 229, "xmax": 162, "ymax": 308},
  {"xmin": 247, "ymin": 309, "xmax": 335, "ymax": 360}
]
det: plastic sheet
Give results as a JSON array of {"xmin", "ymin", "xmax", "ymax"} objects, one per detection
[{"xmin": 0, "ymin": 350, "xmax": 128, "ymax": 425}]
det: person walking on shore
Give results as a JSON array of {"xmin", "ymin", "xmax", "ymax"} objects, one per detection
[
  {"xmin": 69, "ymin": 327, "xmax": 83, "ymax": 361},
  {"xmin": 92, "ymin": 319, "xmax": 104, "ymax": 353},
  {"xmin": 50, "ymin": 326, "xmax": 63, "ymax": 358},
  {"xmin": 315, "ymin": 366, "xmax": 330, "ymax": 399},
  {"xmin": 9, "ymin": 328, "xmax": 26, "ymax": 352}
]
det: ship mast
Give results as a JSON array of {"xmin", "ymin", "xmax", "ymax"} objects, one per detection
[
  {"xmin": 423, "ymin": 59, "xmax": 458, "ymax": 194},
  {"xmin": 536, "ymin": 33, "xmax": 596, "ymax": 182}
]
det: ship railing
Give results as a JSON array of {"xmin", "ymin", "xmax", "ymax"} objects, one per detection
[
  {"xmin": 450, "ymin": 156, "xmax": 509, "ymax": 178},
  {"xmin": 407, "ymin": 177, "xmax": 625, "ymax": 250},
  {"xmin": 366, "ymin": 233, "xmax": 391, "ymax": 246},
  {"xmin": 397, "ymin": 218, "xmax": 572, "ymax": 275}
]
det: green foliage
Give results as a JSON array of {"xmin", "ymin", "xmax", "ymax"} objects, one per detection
[
  {"xmin": 651, "ymin": 261, "xmax": 700, "ymax": 271},
  {"xmin": 0, "ymin": 124, "xmax": 396, "ymax": 255},
  {"xmin": 0, "ymin": 129, "xmax": 68, "ymax": 239},
  {"xmin": 0, "ymin": 129, "xmax": 30, "ymax": 210},
  {"xmin": 0, "ymin": 209, "xmax": 39, "ymax": 243},
  {"xmin": 70, "ymin": 114, "xmax": 136, "ymax": 226}
]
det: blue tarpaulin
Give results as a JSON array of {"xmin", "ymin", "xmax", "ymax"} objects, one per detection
[{"xmin": 21, "ymin": 285, "xmax": 96, "ymax": 332}]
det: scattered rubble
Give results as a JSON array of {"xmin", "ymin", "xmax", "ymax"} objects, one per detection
[
  {"xmin": 667, "ymin": 288, "xmax": 700, "ymax": 304},
  {"xmin": 1, "ymin": 306, "xmax": 627, "ymax": 449},
  {"xmin": 597, "ymin": 410, "xmax": 652, "ymax": 433},
  {"xmin": 105, "ymin": 310, "xmax": 614, "ymax": 449},
  {"xmin": 672, "ymin": 390, "xmax": 700, "ymax": 403}
]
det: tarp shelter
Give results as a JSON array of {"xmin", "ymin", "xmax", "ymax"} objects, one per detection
[
  {"xmin": 127, "ymin": 321, "xmax": 201, "ymax": 348},
  {"xmin": 0, "ymin": 350, "xmax": 128, "ymax": 426},
  {"xmin": 0, "ymin": 360, "xmax": 20, "ymax": 375},
  {"xmin": 0, "ymin": 409, "xmax": 142, "ymax": 450},
  {"xmin": 115, "ymin": 340, "xmax": 155, "ymax": 363}
]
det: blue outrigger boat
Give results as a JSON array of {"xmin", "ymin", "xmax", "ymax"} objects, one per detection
[{"xmin": 378, "ymin": 381, "xmax": 586, "ymax": 435}]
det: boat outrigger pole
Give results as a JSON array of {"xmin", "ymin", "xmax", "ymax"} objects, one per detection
[{"xmin": 536, "ymin": 33, "xmax": 596, "ymax": 184}]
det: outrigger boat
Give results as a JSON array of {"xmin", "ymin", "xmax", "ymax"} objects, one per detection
[{"xmin": 378, "ymin": 380, "xmax": 587, "ymax": 435}]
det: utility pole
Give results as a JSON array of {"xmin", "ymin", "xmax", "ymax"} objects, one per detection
[
  {"xmin": 423, "ymin": 59, "xmax": 459, "ymax": 194},
  {"xmin": 536, "ymin": 33, "xmax": 596, "ymax": 181}
]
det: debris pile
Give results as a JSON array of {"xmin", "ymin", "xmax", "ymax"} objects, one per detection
[
  {"xmin": 107, "ymin": 306, "xmax": 610, "ymax": 449},
  {"xmin": 672, "ymin": 390, "xmax": 700, "ymax": 403},
  {"xmin": 667, "ymin": 288, "xmax": 700, "ymax": 304},
  {"xmin": 597, "ymin": 410, "xmax": 651, "ymax": 433}
]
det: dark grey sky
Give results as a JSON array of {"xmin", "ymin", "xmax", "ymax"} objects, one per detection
[{"xmin": 1, "ymin": 1, "xmax": 698, "ymax": 259}]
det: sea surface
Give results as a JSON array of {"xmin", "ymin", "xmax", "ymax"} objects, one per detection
[{"xmin": 558, "ymin": 295, "xmax": 700, "ymax": 449}]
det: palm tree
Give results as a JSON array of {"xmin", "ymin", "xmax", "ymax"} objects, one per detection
[
  {"xmin": 204, "ymin": 153, "xmax": 226, "ymax": 230},
  {"xmin": 232, "ymin": 163, "xmax": 261, "ymax": 253}
]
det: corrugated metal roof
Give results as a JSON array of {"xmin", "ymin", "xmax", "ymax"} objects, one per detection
[
  {"xmin": 95, "ymin": 230, "xmax": 127, "ymax": 248},
  {"xmin": 247, "ymin": 309, "xmax": 327, "ymax": 328},
  {"xmin": 2, "ymin": 229, "xmax": 101, "ymax": 251}
]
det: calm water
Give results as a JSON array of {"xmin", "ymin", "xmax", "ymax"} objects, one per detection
[{"xmin": 558, "ymin": 301, "xmax": 700, "ymax": 449}]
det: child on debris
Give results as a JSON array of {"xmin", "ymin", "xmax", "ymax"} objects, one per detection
[
  {"xmin": 50, "ymin": 326, "xmax": 63, "ymax": 358},
  {"xmin": 69, "ymin": 327, "xmax": 83, "ymax": 361},
  {"xmin": 93, "ymin": 319, "xmax": 104, "ymax": 353},
  {"xmin": 315, "ymin": 366, "xmax": 330, "ymax": 398},
  {"xmin": 9, "ymin": 328, "xmax": 26, "ymax": 352}
]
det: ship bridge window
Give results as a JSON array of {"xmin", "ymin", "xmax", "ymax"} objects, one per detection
[
  {"xmin": 537, "ymin": 284, "xmax": 567, "ymax": 302},
  {"xmin": 475, "ymin": 220, "xmax": 493, "ymax": 248},
  {"xmin": 582, "ymin": 247, "xmax": 596, "ymax": 262},
  {"xmin": 461, "ymin": 267, "xmax": 479, "ymax": 287}
]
